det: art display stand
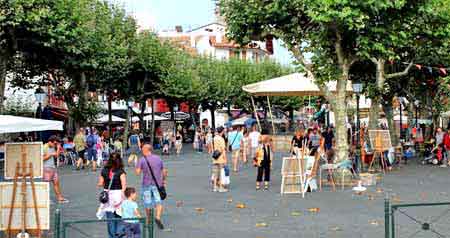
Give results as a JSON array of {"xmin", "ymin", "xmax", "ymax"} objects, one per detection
[
  {"xmin": 280, "ymin": 141, "xmax": 319, "ymax": 198},
  {"xmin": 6, "ymin": 145, "xmax": 41, "ymax": 238},
  {"xmin": 368, "ymin": 130, "xmax": 391, "ymax": 174}
]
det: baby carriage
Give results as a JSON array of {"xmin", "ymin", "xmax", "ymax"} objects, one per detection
[{"xmin": 422, "ymin": 143, "xmax": 443, "ymax": 165}]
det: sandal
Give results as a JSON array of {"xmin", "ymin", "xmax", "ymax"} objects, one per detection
[{"xmin": 57, "ymin": 198, "xmax": 69, "ymax": 204}]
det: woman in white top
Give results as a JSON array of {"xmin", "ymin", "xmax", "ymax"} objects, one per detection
[{"xmin": 248, "ymin": 126, "xmax": 261, "ymax": 159}]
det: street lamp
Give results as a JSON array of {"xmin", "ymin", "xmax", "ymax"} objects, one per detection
[
  {"xmin": 352, "ymin": 80, "xmax": 363, "ymax": 173},
  {"xmin": 34, "ymin": 87, "xmax": 47, "ymax": 118},
  {"xmin": 398, "ymin": 97, "xmax": 404, "ymax": 141},
  {"xmin": 414, "ymin": 100, "xmax": 420, "ymax": 128}
]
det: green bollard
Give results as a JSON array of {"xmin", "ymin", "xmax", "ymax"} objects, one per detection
[
  {"xmin": 54, "ymin": 208, "xmax": 61, "ymax": 238},
  {"xmin": 385, "ymin": 197, "xmax": 390, "ymax": 238}
]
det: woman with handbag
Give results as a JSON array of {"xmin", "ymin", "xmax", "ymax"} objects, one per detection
[
  {"xmin": 97, "ymin": 153, "xmax": 127, "ymax": 238},
  {"xmin": 254, "ymin": 129, "xmax": 273, "ymax": 190}
]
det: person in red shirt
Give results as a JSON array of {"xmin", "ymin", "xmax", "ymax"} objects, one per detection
[{"xmin": 442, "ymin": 128, "xmax": 450, "ymax": 167}]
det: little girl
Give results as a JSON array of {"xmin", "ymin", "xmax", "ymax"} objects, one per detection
[{"xmin": 241, "ymin": 129, "xmax": 249, "ymax": 164}]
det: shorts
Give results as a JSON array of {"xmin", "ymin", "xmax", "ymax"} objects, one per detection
[
  {"xmin": 211, "ymin": 164, "xmax": 222, "ymax": 180},
  {"xmin": 250, "ymin": 147, "xmax": 258, "ymax": 159},
  {"xmin": 232, "ymin": 149, "xmax": 240, "ymax": 158},
  {"xmin": 86, "ymin": 148, "xmax": 97, "ymax": 161},
  {"xmin": 141, "ymin": 185, "xmax": 162, "ymax": 209},
  {"xmin": 43, "ymin": 168, "xmax": 58, "ymax": 182},
  {"xmin": 77, "ymin": 149, "xmax": 85, "ymax": 160}
]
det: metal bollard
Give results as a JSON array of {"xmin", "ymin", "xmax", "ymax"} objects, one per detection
[
  {"xmin": 385, "ymin": 197, "xmax": 390, "ymax": 238},
  {"xmin": 54, "ymin": 208, "xmax": 61, "ymax": 238}
]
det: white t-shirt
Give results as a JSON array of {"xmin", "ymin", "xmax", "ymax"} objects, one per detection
[{"xmin": 249, "ymin": 131, "xmax": 261, "ymax": 148}]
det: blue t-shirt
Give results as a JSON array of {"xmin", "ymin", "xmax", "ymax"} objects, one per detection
[
  {"xmin": 121, "ymin": 200, "xmax": 139, "ymax": 223},
  {"xmin": 228, "ymin": 131, "xmax": 243, "ymax": 150}
]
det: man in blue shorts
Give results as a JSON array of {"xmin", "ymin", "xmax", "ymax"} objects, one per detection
[{"xmin": 135, "ymin": 144, "xmax": 167, "ymax": 230}]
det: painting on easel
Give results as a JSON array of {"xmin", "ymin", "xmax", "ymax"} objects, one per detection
[
  {"xmin": 4, "ymin": 143, "xmax": 43, "ymax": 179},
  {"xmin": 368, "ymin": 130, "xmax": 392, "ymax": 151},
  {"xmin": 0, "ymin": 182, "xmax": 50, "ymax": 231}
]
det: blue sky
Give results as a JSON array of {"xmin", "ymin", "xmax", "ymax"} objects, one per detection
[{"xmin": 116, "ymin": 0, "xmax": 294, "ymax": 65}]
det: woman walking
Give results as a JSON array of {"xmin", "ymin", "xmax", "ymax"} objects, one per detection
[
  {"xmin": 254, "ymin": 129, "xmax": 273, "ymax": 190},
  {"xmin": 175, "ymin": 131, "xmax": 183, "ymax": 155},
  {"xmin": 241, "ymin": 129, "xmax": 250, "ymax": 164},
  {"xmin": 97, "ymin": 153, "xmax": 127, "ymax": 238}
]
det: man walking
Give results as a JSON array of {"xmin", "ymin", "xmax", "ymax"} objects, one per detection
[
  {"xmin": 135, "ymin": 144, "xmax": 166, "ymax": 230},
  {"xmin": 86, "ymin": 128, "xmax": 99, "ymax": 172},
  {"xmin": 228, "ymin": 126, "xmax": 243, "ymax": 172},
  {"xmin": 43, "ymin": 135, "xmax": 68, "ymax": 203},
  {"xmin": 74, "ymin": 128, "xmax": 86, "ymax": 170}
]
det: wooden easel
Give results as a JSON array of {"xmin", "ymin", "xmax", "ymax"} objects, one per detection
[
  {"xmin": 368, "ymin": 132, "xmax": 387, "ymax": 174},
  {"xmin": 6, "ymin": 145, "xmax": 41, "ymax": 238}
]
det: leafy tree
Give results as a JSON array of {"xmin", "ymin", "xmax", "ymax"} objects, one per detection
[{"xmin": 220, "ymin": 0, "xmax": 450, "ymax": 161}]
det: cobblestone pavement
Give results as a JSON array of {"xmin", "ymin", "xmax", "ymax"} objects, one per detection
[{"xmin": 16, "ymin": 147, "xmax": 450, "ymax": 238}]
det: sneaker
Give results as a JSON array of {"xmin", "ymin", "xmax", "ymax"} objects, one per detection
[
  {"xmin": 213, "ymin": 187, "xmax": 218, "ymax": 192},
  {"xmin": 155, "ymin": 219, "xmax": 165, "ymax": 230},
  {"xmin": 440, "ymin": 164, "xmax": 447, "ymax": 168}
]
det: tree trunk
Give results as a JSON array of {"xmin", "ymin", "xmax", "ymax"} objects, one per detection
[
  {"xmin": 108, "ymin": 93, "xmax": 113, "ymax": 143},
  {"xmin": 151, "ymin": 96, "xmax": 156, "ymax": 144},
  {"xmin": 383, "ymin": 103, "xmax": 398, "ymax": 146},
  {"xmin": 369, "ymin": 98, "xmax": 380, "ymax": 130},
  {"xmin": 139, "ymin": 97, "xmax": 146, "ymax": 133},
  {"xmin": 77, "ymin": 72, "xmax": 88, "ymax": 128},
  {"xmin": 333, "ymin": 67, "xmax": 350, "ymax": 162},
  {"xmin": 210, "ymin": 107, "xmax": 216, "ymax": 131},
  {"xmin": 369, "ymin": 60, "xmax": 386, "ymax": 130},
  {"xmin": 123, "ymin": 107, "xmax": 130, "ymax": 154},
  {"xmin": 0, "ymin": 55, "xmax": 8, "ymax": 114}
]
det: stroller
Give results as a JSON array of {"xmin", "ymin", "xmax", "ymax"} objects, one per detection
[{"xmin": 422, "ymin": 143, "xmax": 443, "ymax": 165}]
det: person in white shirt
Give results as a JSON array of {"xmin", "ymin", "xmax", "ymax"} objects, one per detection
[{"xmin": 249, "ymin": 125, "xmax": 261, "ymax": 160}]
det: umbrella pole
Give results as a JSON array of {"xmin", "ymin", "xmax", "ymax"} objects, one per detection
[
  {"xmin": 251, "ymin": 96, "xmax": 262, "ymax": 131},
  {"xmin": 267, "ymin": 96, "xmax": 276, "ymax": 135}
]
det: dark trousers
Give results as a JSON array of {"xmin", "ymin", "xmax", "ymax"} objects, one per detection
[{"xmin": 256, "ymin": 161, "xmax": 270, "ymax": 182}]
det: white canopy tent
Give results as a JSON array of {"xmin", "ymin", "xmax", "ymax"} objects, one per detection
[
  {"xmin": 132, "ymin": 115, "xmax": 168, "ymax": 122},
  {"xmin": 143, "ymin": 115, "xmax": 168, "ymax": 121},
  {"xmin": 0, "ymin": 115, "xmax": 63, "ymax": 133},
  {"xmin": 95, "ymin": 114, "xmax": 126, "ymax": 123},
  {"xmin": 242, "ymin": 73, "xmax": 353, "ymax": 132},
  {"xmin": 242, "ymin": 73, "xmax": 353, "ymax": 96}
]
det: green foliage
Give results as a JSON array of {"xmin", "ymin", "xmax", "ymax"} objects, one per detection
[
  {"xmin": 4, "ymin": 95, "xmax": 34, "ymax": 117},
  {"xmin": 69, "ymin": 101, "xmax": 101, "ymax": 127}
]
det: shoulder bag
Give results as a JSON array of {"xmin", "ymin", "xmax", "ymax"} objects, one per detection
[
  {"xmin": 212, "ymin": 136, "xmax": 222, "ymax": 160},
  {"xmin": 144, "ymin": 157, "xmax": 167, "ymax": 200},
  {"xmin": 99, "ymin": 170, "xmax": 115, "ymax": 204}
]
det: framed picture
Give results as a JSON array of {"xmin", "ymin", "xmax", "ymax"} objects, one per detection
[{"xmin": 4, "ymin": 142, "xmax": 43, "ymax": 179}]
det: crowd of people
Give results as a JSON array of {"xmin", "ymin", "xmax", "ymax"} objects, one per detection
[
  {"xmin": 37, "ymin": 118, "xmax": 450, "ymax": 237},
  {"xmin": 41, "ymin": 128, "xmax": 168, "ymax": 238}
]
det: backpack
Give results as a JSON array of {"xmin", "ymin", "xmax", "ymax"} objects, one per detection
[
  {"xmin": 86, "ymin": 134, "xmax": 96, "ymax": 148},
  {"xmin": 130, "ymin": 135, "xmax": 138, "ymax": 144}
]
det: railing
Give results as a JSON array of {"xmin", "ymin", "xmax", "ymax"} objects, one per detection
[
  {"xmin": 54, "ymin": 209, "xmax": 154, "ymax": 238},
  {"xmin": 385, "ymin": 198, "xmax": 450, "ymax": 238}
]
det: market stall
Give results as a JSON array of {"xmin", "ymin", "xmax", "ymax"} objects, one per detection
[{"xmin": 0, "ymin": 115, "xmax": 63, "ymax": 134}]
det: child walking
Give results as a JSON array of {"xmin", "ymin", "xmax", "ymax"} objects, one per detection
[{"xmin": 119, "ymin": 187, "xmax": 141, "ymax": 238}]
